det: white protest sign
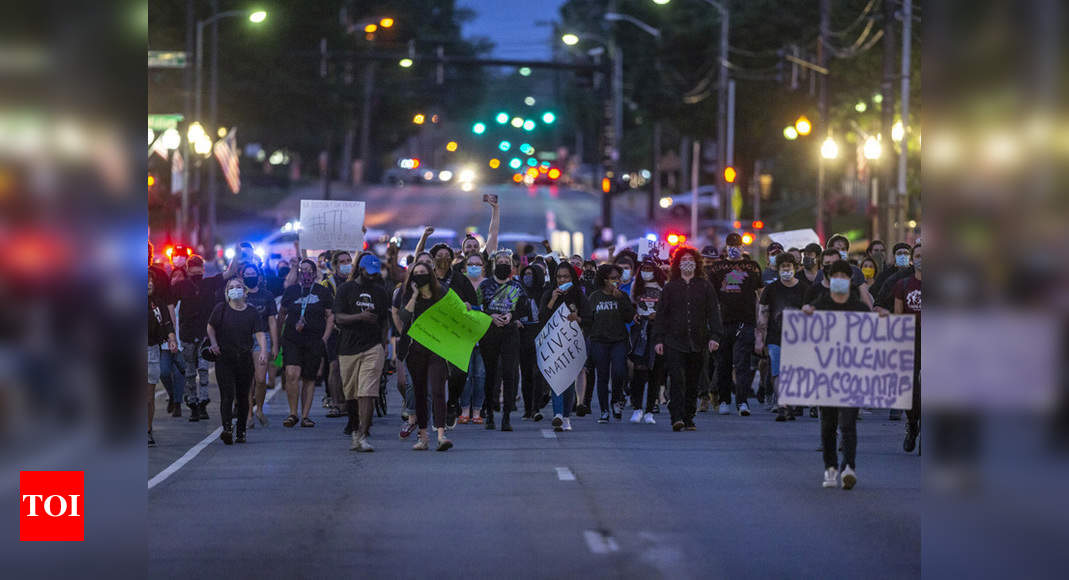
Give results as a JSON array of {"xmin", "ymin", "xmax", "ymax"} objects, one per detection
[
  {"xmin": 639, "ymin": 238, "xmax": 669, "ymax": 261},
  {"xmin": 535, "ymin": 304, "xmax": 587, "ymax": 395},
  {"xmin": 299, "ymin": 200, "xmax": 365, "ymax": 251},
  {"xmin": 767, "ymin": 228, "xmax": 820, "ymax": 251},
  {"xmin": 778, "ymin": 309, "xmax": 916, "ymax": 409}
]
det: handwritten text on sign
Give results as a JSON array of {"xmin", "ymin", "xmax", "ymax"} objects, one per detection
[
  {"xmin": 535, "ymin": 304, "xmax": 587, "ymax": 395},
  {"xmin": 299, "ymin": 199, "xmax": 365, "ymax": 251},
  {"xmin": 408, "ymin": 289, "xmax": 491, "ymax": 372},
  {"xmin": 778, "ymin": 309, "xmax": 916, "ymax": 409}
]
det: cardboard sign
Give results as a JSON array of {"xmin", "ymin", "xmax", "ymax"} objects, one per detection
[
  {"xmin": 535, "ymin": 304, "xmax": 587, "ymax": 395},
  {"xmin": 407, "ymin": 289, "xmax": 492, "ymax": 372},
  {"xmin": 767, "ymin": 228, "xmax": 820, "ymax": 252},
  {"xmin": 778, "ymin": 309, "xmax": 916, "ymax": 409},
  {"xmin": 639, "ymin": 238, "xmax": 669, "ymax": 261},
  {"xmin": 299, "ymin": 200, "xmax": 365, "ymax": 251}
]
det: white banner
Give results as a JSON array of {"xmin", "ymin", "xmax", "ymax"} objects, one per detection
[
  {"xmin": 767, "ymin": 228, "xmax": 820, "ymax": 251},
  {"xmin": 299, "ymin": 200, "xmax": 365, "ymax": 251},
  {"xmin": 639, "ymin": 238, "xmax": 669, "ymax": 261},
  {"xmin": 535, "ymin": 304, "xmax": 587, "ymax": 395},
  {"xmin": 778, "ymin": 309, "xmax": 916, "ymax": 409}
]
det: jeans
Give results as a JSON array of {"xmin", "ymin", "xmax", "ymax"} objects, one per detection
[
  {"xmin": 589, "ymin": 340, "xmax": 628, "ymax": 414},
  {"xmin": 407, "ymin": 344, "xmax": 447, "ymax": 429},
  {"xmin": 481, "ymin": 325, "xmax": 520, "ymax": 416},
  {"xmin": 820, "ymin": 407, "xmax": 859, "ymax": 469},
  {"xmin": 216, "ymin": 351, "xmax": 253, "ymax": 432},
  {"xmin": 552, "ymin": 385, "xmax": 576, "ymax": 418},
  {"xmin": 715, "ymin": 322, "xmax": 756, "ymax": 407},
  {"xmin": 159, "ymin": 346, "xmax": 186, "ymax": 403},
  {"xmin": 631, "ymin": 354, "xmax": 664, "ymax": 412},
  {"xmin": 665, "ymin": 348, "xmax": 705, "ymax": 423},
  {"xmin": 519, "ymin": 326, "xmax": 545, "ymax": 416},
  {"xmin": 460, "ymin": 346, "xmax": 486, "ymax": 413},
  {"xmin": 181, "ymin": 337, "xmax": 211, "ymax": 405}
]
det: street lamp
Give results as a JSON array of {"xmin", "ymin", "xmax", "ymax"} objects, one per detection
[
  {"xmin": 783, "ymin": 126, "xmax": 799, "ymax": 140},
  {"xmin": 249, "ymin": 10, "xmax": 267, "ymax": 23},
  {"xmin": 821, "ymin": 136, "xmax": 840, "ymax": 159},
  {"xmin": 863, "ymin": 136, "xmax": 881, "ymax": 160},
  {"xmin": 795, "ymin": 115, "xmax": 812, "ymax": 136},
  {"xmin": 399, "ymin": 58, "xmax": 413, "ymax": 68},
  {"xmin": 561, "ymin": 33, "xmax": 580, "ymax": 46}
]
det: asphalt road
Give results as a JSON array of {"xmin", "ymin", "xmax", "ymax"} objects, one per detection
[{"xmin": 148, "ymin": 373, "xmax": 920, "ymax": 579}]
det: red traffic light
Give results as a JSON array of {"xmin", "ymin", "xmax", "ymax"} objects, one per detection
[
  {"xmin": 752, "ymin": 220, "xmax": 764, "ymax": 230},
  {"xmin": 732, "ymin": 220, "xmax": 742, "ymax": 229}
]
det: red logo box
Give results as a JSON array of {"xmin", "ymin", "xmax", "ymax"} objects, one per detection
[{"xmin": 19, "ymin": 471, "xmax": 84, "ymax": 541}]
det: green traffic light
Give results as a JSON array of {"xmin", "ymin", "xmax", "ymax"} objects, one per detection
[
  {"xmin": 542, "ymin": 112, "xmax": 555, "ymax": 124},
  {"xmin": 526, "ymin": 157, "xmax": 537, "ymax": 167},
  {"xmin": 472, "ymin": 122, "xmax": 486, "ymax": 135},
  {"xmin": 522, "ymin": 120, "xmax": 536, "ymax": 131},
  {"xmin": 498, "ymin": 140, "xmax": 511, "ymax": 152},
  {"xmin": 495, "ymin": 112, "xmax": 509, "ymax": 124},
  {"xmin": 508, "ymin": 157, "xmax": 522, "ymax": 169}
]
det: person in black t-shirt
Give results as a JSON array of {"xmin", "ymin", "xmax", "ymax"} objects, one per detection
[
  {"xmin": 430, "ymin": 241, "xmax": 478, "ymax": 429},
  {"xmin": 278, "ymin": 259, "xmax": 334, "ymax": 428},
  {"xmin": 707, "ymin": 233, "xmax": 762, "ymax": 416},
  {"xmin": 206, "ymin": 277, "xmax": 267, "ymax": 444},
  {"xmin": 241, "ymin": 264, "xmax": 278, "ymax": 429},
  {"xmin": 173, "ymin": 254, "xmax": 226, "ymax": 420},
  {"xmin": 804, "ymin": 249, "xmax": 873, "ymax": 308},
  {"xmin": 755, "ymin": 253, "xmax": 809, "ymax": 421},
  {"xmin": 399, "ymin": 262, "xmax": 454, "ymax": 451},
  {"xmin": 148, "ymin": 273, "xmax": 178, "ymax": 447}
]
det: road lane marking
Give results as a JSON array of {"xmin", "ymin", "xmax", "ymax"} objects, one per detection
[
  {"xmin": 541, "ymin": 429, "xmax": 557, "ymax": 439},
  {"xmin": 584, "ymin": 530, "xmax": 619, "ymax": 554},
  {"xmin": 555, "ymin": 466, "xmax": 576, "ymax": 481},
  {"xmin": 148, "ymin": 382, "xmax": 282, "ymax": 490}
]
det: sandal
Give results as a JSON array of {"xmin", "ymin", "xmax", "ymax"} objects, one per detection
[
  {"xmin": 283, "ymin": 415, "xmax": 298, "ymax": 428},
  {"xmin": 256, "ymin": 409, "xmax": 268, "ymax": 426},
  {"xmin": 301, "ymin": 417, "xmax": 316, "ymax": 428},
  {"xmin": 458, "ymin": 416, "xmax": 470, "ymax": 424},
  {"xmin": 325, "ymin": 406, "xmax": 344, "ymax": 418},
  {"xmin": 472, "ymin": 416, "xmax": 484, "ymax": 425}
]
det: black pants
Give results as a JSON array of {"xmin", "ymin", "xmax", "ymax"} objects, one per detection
[
  {"xmin": 906, "ymin": 343, "xmax": 921, "ymax": 428},
  {"xmin": 582, "ymin": 345, "xmax": 596, "ymax": 407},
  {"xmin": 519, "ymin": 326, "xmax": 544, "ymax": 416},
  {"xmin": 481, "ymin": 325, "xmax": 520, "ymax": 416},
  {"xmin": 407, "ymin": 344, "xmax": 447, "ymax": 429},
  {"xmin": 666, "ymin": 348, "xmax": 704, "ymax": 423},
  {"xmin": 716, "ymin": 322, "xmax": 756, "ymax": 407},
  {"xmin": 446, "ymin": 362, "xmax": 467, "ymax": 413},
  {"xmin": 631, "ymin": 354, "xmax": 665, "ymax": 412},
  {"xmin": 216, "ymin": 351, "xmax": 253, "ymax": 432},
  {"xmin": 590, "ymin": 340, "xmax": 628, "ymax": 414},
  {"xmin": 820, "ymin": 407, "xmax": 859, "ymax": 470}
]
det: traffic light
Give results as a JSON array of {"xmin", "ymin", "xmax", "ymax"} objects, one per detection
[
  {"xmin": 723, "ymin": 166, "xmax": 737, "ymax": 183},
  {"xmin": 508, "ymin": 157, "xmax": 522, "ymax": 169},
  {"xmin": 752, "ymin": 220, "xmax": 764, "ymax": 230},
  {"xmin": 495, "ymin": 112, "xmax": 509, "ymax": 124},
  {"xmin": 541, "ymin": 112, "xmax": 556, "ymax": 124},
  {"xmin": 733, "ymin": 220, "xmax": 742, "ymax": 229},
  {"xmin": 472, "ymin": 122, "xmax": 486, "ymax": 135},
  {"xmin": 498, "ymin": 140, "xmax": 511, "ymax": 152}
]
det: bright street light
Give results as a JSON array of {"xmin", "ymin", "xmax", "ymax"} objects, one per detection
[
  {"xmin": 194, "ymin": 134, "xmax": 213, "ymax": 156},
  {"xmin": 659, "ymin": 196, "xmax": 673, "ymax": 208},
  {"xmin": 542, "ymin": 112, "xmax": 556, "ymax": 124},
  {"xmin": 783, "ymin": 126, "xmax": 798, "ymax": 140},
  {"xmin": 561, "ymin": 33, "xmax": 580, "ymax": 46},
  {"xmin": 524, "ymin": 96, "xmax": 536, "ymax": 106},
  {"xmin": 821, "ymin": 136, "xmax": 840, "ymax": 160},
  {"xmin": 518, "ymin": 67, "xmax": 532, "ymax": 76},
  {"xmin": 795, "ymin": 115, "xmax": 812, "ymax": 136},
  {"xmin": 379, "ymin": 18, "xmax": 394, "ymax": 28},
  {"xmin": 399, "ymin": 58, "xmax": 413, "ymax": 68},
  {"xmin": 855, "ymin": 101, "xmax": 867, "ymax": 113},
  {"xmin": 472, "ymin": 122, "xmax": 486, "ymax": 135},
  {"xmin": 892, "ymin": 120, "xmax": 905, "ymax": 143},
  {"xmin": 161, "ymin": 127, "xmax": 181, "ymax": 150},
  {"xmin": 510, "ymin": 117, "xmax": 524, "ymax": 128},
  {"xmin": 495, "ymin": 112, "xmax": 509, "ymax": 124},
  {"xmin": 863, "ymin": 136, "xmax": 882, "ymax": 160},
  {"xmin": 652, "ymin": 0, "xmax": 672, "ymax": 5},
  {"xmin": 522, "ymin": 120, "xmax": 536, "ymax": 131},
  {"xmin": 249, "ymin": 10, "xmax": 267, "ymax": 23},
  {"xmin": 187, "ymin": 121, "xmax": 205, "ymax": 143}
]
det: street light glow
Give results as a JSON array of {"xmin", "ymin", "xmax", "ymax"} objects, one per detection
[
  {"xmin": 561, "ymin": 33, "xmax": 580, "ymax": 46},
  {"xmin": 524, "ymin": 96, "xmax": 536, "ymax": 106},
  {"xmin": 446, "ymin": 141, "xmax": 458, "ymax": 152},
  {"xmin": 863, "ymin": 136, "xmax": 882, "ymax": 160},
  {"xmin": 783, "ymin": 126, "xmax": 798, "ymax": 140},
  {"xmin": 194, "ymin": 134, "xmax": 212, "ymax": 156},
  {"xmin": 399, "ymin": 58, "xmax": 413, "ymax": 68},
  {"xmin": 379, "ymin": 18, "xmax": 394, "ymax": 28},
  {"xmin": 364, "ymin": 23, "xmax": 378, "ymax": 33},
  {"xmin": 495, "ymin": 112, "xmax": 509, "ymax": 124},
  {"xmin": 795, "ymin": 116, "xmax": 812, "ymax": 136},
  {"xmin": 162, "ymin": 127, "xmax": 181, "ymax": 150},
  {"xmin": 522, "ymin": 120, "xmax": 536, "ymax": 131},
  {"xmin": 821, "ymin": 136, "xmax": 839, "ymax": 160},
  {"xmin": 892, "ymin": 120, "xmax": 905, "ymax": 143},
  {"xmin": 489, "ymin": 158, "xmax": 501, "ymax": 169},
  {"xmin": 510, "ymin": 117, "xmax": 524, "ymax": 128},
  {"xmin": 413, "ymin": 114, "xmax": 425, "ymax": 125},
  {"xmin": 248, "ymin": 10, "xmax": 267, "ymax": 23},
  {"xmin": 855, "ymin": 101, "xmax": 867, "ymax": 113},
  {"xmin": 659, "ymin": 196, "xmax": 673, "ymax": 208},
  {"xmin": 542, "ymin": 112, "xmax": 556, "ymax": 124},
  {"xmin": 472, "ymin": 122, "xmax": 486, "ymax": 134},
  {"xmin": 498, "ymin": 140, "xmax": 511, "ymax": 152},
  {"xmin": 652, "ymin": 0, "xmax": 672, "ymax": 5},
  {"xmin": 519, "ymin": 67, "xmax": 532, "ymax": 76}
]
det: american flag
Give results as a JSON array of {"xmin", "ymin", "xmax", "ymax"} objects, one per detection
[
  {"xmin": 171, "ymin": 150, "xmax": 184, "ymax": 194},
  {"xmin": 213, "ymin": 127, "xmax": 241, "ymax": 194}
]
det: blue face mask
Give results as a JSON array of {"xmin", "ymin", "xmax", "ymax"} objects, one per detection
[
  {"xmin": 829, "ymin": 277, "xmax": 851, "ymax": 294},
  {"xmin": 895, "ymin": 254, "xmax": 910, "ymax": 267},
  {"xmin": 467, "ymin": 265, "xmax": 483, "ymax": 277},
  {"xmin": 727, "ymin": 246, "xmax": 742, "ymax": 260},
  {"xmin": 558, "ymin": 281, "xmax": 573, "ymax": 292},
  {"xmin": 338, "ymin": 264, "xmax": 353, "ymax": 276}
]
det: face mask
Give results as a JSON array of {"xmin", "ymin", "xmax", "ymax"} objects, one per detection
[
  {"xmin": 467, "ymin": 265, "xmax": 483, "ymax": 277},
  {"xmin": 726, "ymin": 247, "xmax": 742, "ymax": 260},
  {"xmin": 243, "ymin": 276, "xmax": 259, "ymax": 289},
  {"xmin": 838, "ymin": 250, "xmax": 849, "ymax": 260},
  {"xmin": 829, "ymin": 277, "xmax": 850, "ymax": 294},
  {"xmin": 620, "ymin": 268, "xmax": 632, "ymax": 283},
  {"xmin": 802, "ymin": 257, "xmax": 815, "ymax": 269},
  {"xmin": 412, "ymin": 273, "xmax": 432, "ymax": 288},
  {"xmin": 680, "ymin": 261, "xmax": 696, "ymax": 273},
  {"xmin": 641, "ymin": 271, "xmax": 654, "ymax": 282},
  {"xmin": 861, "ymin": 267, "xmax": 876, "ymax": 279},
  {"xmin": 769, "ymin": 254, "xmax": 778, "ymax": 267},
  {"xmin": 227, "ymin": 287, "xmax": 245, "ymax": 301},
  {"xmin": 779, "ymin": 270, "xmax": 795, "ymax": 282},
  {"xmin": 895, "ymin": 254, "xmax": 910, "ymax": 267},
  {"xmin": 338, "ymin": 264, "xmax": 353, "ymax": 276},
  {"xmin": 558, "ymin": 281, "xmax": 573, "ymax": 292},
  {"xmin": 173, "ymin": 256, "xmax": 187, "ymax": 268},
  {"xmin": 522, "ymin": 274, "xmax": 534, "ymax": 286},
  {"xmin": 583, "ymin": 271, "xmax": 595, "ymax": 281},
  {"xmin": 494, "ymin": 264, "xmax": 512, "ymax": 280},
  {"xmin": 609, "ymin": 280, "xmax": 620, "ymax": 288},
  {"xmin": 912, "ymin": 258, "xmax": 921, "ymax": 271},
  {"xmin": 278, "ymin": 266, "xmax": 290, "ymax": 279},
  {"xmin": 299, "ymin": 272, "xmax": 314, "ymax": 286},
  {"xmin": 872, "ymin": 251, "xmax": 886, "ymax": 263}
]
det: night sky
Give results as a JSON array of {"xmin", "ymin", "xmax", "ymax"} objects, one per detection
[{"xmin": 459, "ymin": 0, "xmax": 567, "ymax": 61}]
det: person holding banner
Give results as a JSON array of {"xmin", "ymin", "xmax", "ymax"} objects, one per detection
[
  {"xmin": 477, "ymin": 250, "xmax": 530, "ymax": 432},
  {"xmin": 653, "ymin": 248, "xmax": 723, "ymax": 431},
  {"xmin": 542, "ymin": 262, "xmax": 587, "ymax": 432},
  {"xmin": 800, "ymin": 259, "xmax": 875, "ymax": 490},
  {"xmin": 582, "ymin": 264, "xmax": 636, "ymax": 424},
  {"xmin": 398, "ymin": 263, "xmax": 453, "ymax": 451}
]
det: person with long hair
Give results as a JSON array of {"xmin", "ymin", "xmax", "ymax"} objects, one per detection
[
  {"xmin": 653, "ymin": 247, "xmax": 723, "ymax": 431},
  {"xmin": 628, "ymin": 257, "xmax": 666, "ymax": 424},
  {"xmin": 581, "ymin": 264, "xmax": 634, "ymax": 424},
  {"xmin": 241, "ymin": 264, "xmax": 278, "ymax": 429},
  {"xmin": 206, "ymin": 277, "xmax": 268, "ymax": 444},
  {"xmin": 278, "ymin": 259, "xmax": 334, "ymax": 428},
  {"xmin": 477, "ymin": 250, "xmax": 530, "ymax": 431},
  {"xmin": 398, "ymin": 262, "xmax": 453, "ymax": 451},
  {"xmin": 542, "ymin": 261, "xmax": 586, "ymax": 432}
]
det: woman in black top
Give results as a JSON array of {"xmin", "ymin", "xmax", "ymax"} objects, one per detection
[
  {"xmin": 148, "ymin": 274, "xmax": 178, "ymax": 447},
  {"xmin": 518, "ymin": 264, "xmax": 547, "ymax": 420},
  {"xmin": 399, "ymin": 262, "xmax": 453, "ymax": 452},
  {"xmin": 206, "ymin": 277, "xmax": 267, "ymax": 444},
  {"xmin": 581, "ymin": 264, "xmax": 635, "ymax": 424},
  {"xmin": 241, "ymin": 264, "xmax": 278, "ymax": 429},
  {"xmin": 628, "ymin": 258, "xmax": 667, "ymax": 424}
]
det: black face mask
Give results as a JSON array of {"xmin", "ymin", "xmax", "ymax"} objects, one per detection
[
  {"xmin": 822, "ymin": 265, "xmax": 832, "ymax": 278},
  {"xmin": 802, "ymin": 257, "xmax": 815, "ymax": 269},
  {"xmin": 278, "ymin": 267, "xmax": 290, "ymax": 279},
  {"xmin": 494, "ymin": 264, "xmax": 512, "ymax": 280},
  {"xmin": 583, "ymin": 270, "xmax": 595, "ymax": 281},
  {"xmin": 243, "ymin": 276, "xmax": 259, "ymax": 289},
  {"xmin": 412, "ymin": 273, "xmax": 432, "ymax": 288}
]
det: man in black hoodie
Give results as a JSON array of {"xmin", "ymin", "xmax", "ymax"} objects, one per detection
[{"xmin": 653, "ymin": 247, "xmax": 723, "ymax": 431}]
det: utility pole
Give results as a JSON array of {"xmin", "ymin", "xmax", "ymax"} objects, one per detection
[
  {"xmin": 181, "ymin": 0, "xmax": 193, "ymax": 240},
  {"xmin": 817, "ymin": 0, "xmax": 829, "ymax": 242},
  {"xmin": 896, "ymin": 0, "xmax": 912, "ymax": 242},
  {"xmin": 716, "ymin": 4, "xmax": 729, "ymax": 220},
  {"xmin": 880, "ymin": 0, "xmax": 897, "ymax": 244},
  {"xmin": 206, "ymin": 0, "xmax": 219, "ymax": 253},
  {"xmin": 726, "ymin": 79, "xmax": 736, "ymax": 221},
  {"xmin": 358, "ymin": 60, "xmax": 377, "ymax": 186}
]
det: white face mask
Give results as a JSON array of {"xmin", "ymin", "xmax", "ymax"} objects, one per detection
[
  {"xmin": 641, "ymin": 271, "xmax": 654, "ymax": 281},
  {"xmin": 680, "ymin": 261, "xmax": 696, "ymax": 273},
  {"xmin": 620, "ymin": 268, "xmax": 632, "ymax": 283},
  {"xmin": 227, "ymin": 287, "xmax": 245, "ymax": 301},
  {"xmin": 779, "ymin": 270, "xmax": 795, "ymax": 282},
  {"xmin": 838, "ymin": 250, "xmax": 849, "ymax": 260},
  {"xmin": 829, "ymin": 277, "xmax": 850, "ymax": 295}
]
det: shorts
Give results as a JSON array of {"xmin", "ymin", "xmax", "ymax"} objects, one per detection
[
  {"xmin": 147, "ymin": 345, "xmax": 161, "ymax": 384},
  {"xmin": 339, "ymin": 344, "xmax": 385, "ymax": 399},
  {"xmin": 252, "ymin": 335, "xmax": 273, "ymax": 355},
  {"xmin": 768, "ymin": 344, "xmax": 782, "ymax": 377},
  {"xmin": 282, "ymin": 338, "xmax": 325, "ymax": 381}
]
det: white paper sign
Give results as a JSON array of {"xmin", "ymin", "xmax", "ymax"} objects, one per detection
[
  {"xmin": 535, "ymin": 304, "xmax": 587, "ymax": 395},
  {"xmin": 778, "ymin": 309, "xmax": 916, "ymax": 409},
  {"xmin": 299, "ymin": 200, "xmax": 365, "ymax": 251},
  {"xmin": 767, "ymin": 228, "xmax": 820, "ymax": 251},
  {"xmin": 639, "ymin": 238, "xmax": 669, "ymax": 261}
]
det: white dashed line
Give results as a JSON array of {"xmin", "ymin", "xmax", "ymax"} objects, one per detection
[
  {"xmin": 555, "ymin": 466, "xmax": 576, "ymax": 481},
  {"xmin": 541, "ymin": 429, "xmax": 557, "ymax": 439},
  {"xmin": 584, "ymin": 530, "xmax": 619, "ymax": 554}
]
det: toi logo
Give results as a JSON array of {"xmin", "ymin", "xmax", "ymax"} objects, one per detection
[{"xmin": 19, "ymin": 471, "xmax": 84, "ymax": 541}]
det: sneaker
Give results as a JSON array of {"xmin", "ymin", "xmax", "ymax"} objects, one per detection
[
  {"xmin": 436, "ymin": 438, "xmax": 453, "ymax": 452},
  {"xmin": 684, "ymin": 420, "xmax": 697, "ymax": 431},
  {"xmin": 576, "ymin": 404, "xmax": 589, "ymax": 417},
  {"xmin": 399, "ymin": 421, "xmax": 416, "ymax": 439},
  {"xmin": 485, "ymin": 415, "xmax": 496, "ymax": 430},
  {"xmin": 841, "ymin": 466, "xmax": 857, "ymax": 490},
  {"xmin": 501, "ymin": 415, "xmax": 513, "ymax": 432},
  {"xmin": 597, "ymin": 412, "xmax": 610, "ymax": 424},
  {"xmin": 322, "ymin": 395, "xmax": 333, "ymax": 409},
  {"xmin": 198, "ymin": 402, "xmax": 209, "ymax": 420},
  {"xmin": 446, "ymin": 402, "xmax": 458, "ymax": 429},
  {"xmin": 562, "ymin": 418, "xmax": 572, "ymax": 431},
  {"xmin": 739, "ymin": 403, "xmax": 751, "ymax": 416},
  {"xmin": 171, "ymin": 403, "xmax": 182, "ymax": 418},
  {"xmin": 552, "ymin": 414, "xmax": 563, "ymax": 428},
  {"xmin": 188, "ymin": 402, "xmax": 200, "ymax": 422},
  {"xmin": 903, "ymin": 423, "xmax": 919, "ymax": 453},
  {"xmin": 235, "ymin": 431, "xmax": 246, "ymax": 444},
  {"xmin": 718, "ymin": 402, "xmax": 730, "ymax": 415},
  {"xmin": 823, "ymin": 467, "xmax": 839, "ymax": 488},
  {"xmin": 412, "ymin": 436, "xmax": 429, "ymax": 451},
  {"xmin": 651, "ymin": 403, "xmax": 660, "ymax": 414},
  {"xmin": 629, "ymin": 409, "xmax": 643, "ymax": 423},
  {"xmin": 533, "ymin": 411, "xmax": 544, "ymax": 422},
  {"xmin": 350, "ymin": 431, "xmax": 362, "ymax": 450},
  {"xmin": 699, "ymin": 398, "xmax": 710, "ymax": 413},
  {"xmin": 612, "ymin": 401, "xmax": 623, "ymax": 419},
  {"xmin": 775, "ymin": 407, "xmax": 787, "ymax": 421},
  {"xmin": 643, "ymin": 413, "xmax": 656, "ymax": 425},
  {"xmin": 220, "ymin": 427, "xmax": 233, "ymax": 445},
  {"xmin": 672, "ymin": 420, "xmax": 685, "ymax": 432},
  {"xmin": 147, "ymin": 431, "xmax": 156, "ymax": 447}
]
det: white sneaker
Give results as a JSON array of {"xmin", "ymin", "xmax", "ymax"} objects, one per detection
[
  {"xmin": 718, "ymin": 402, "xmax": 731, "ymax": 415},
  {"xmin": 562, "ymin": 418, "xmax": 572, "ymax": 431},
  {"xmin": 552, "ymin": 414, "xmax": 563, "ymax": 427},
  {"xmin": 350, "ymin": 431, "xmax": 361, "ymax": 451},
  {"xmin": 642, "ymin": 413, "xmax": 656, "ymax": 425},
  {"xmin": 841, "ymin": 466, "xmax": 857, "ymax": 490},
  {"xmin": 739, "ymin": 402, "xmax": 751, "ymax": 416},
  {"xmin": 823, "ymin": 467, "xmax": 839, "ymax": 488},
  {"xmin": 629, "ymin": 409, "xmax": 644, "ymax": 423}
]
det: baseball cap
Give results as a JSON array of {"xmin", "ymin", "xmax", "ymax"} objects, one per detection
[
  {"xmin": 767, "ymin": 242, "xmax": 784, "ymax": 254},
  {"xmin": 700, "ymin": 245, "xmax": 719, "ymax": 258},
  {"xmin": 358, "ymin": 254, "xmax": 382, "ymax": 275}
]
